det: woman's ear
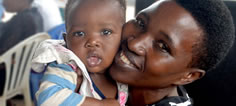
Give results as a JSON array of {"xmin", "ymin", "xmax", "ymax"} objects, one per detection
[{"xmin": 174, "ymin": 68, "xmax": 205, "ymax": 85}]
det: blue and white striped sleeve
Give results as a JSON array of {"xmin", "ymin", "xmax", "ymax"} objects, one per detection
[{"xmin": 35, "ymin": 62, "xmax": 85, "ymax": 106}]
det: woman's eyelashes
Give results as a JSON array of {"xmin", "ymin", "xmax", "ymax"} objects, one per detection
[
  {"xmin": 153, "ymin": 40, "xmax": 171, "ymax": 54},
  {"xmin": 135, "ymin": 18, "xmax": 145, "ymax": 30}
]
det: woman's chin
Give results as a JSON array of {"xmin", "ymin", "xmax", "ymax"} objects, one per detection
[{"xmin": 109, "ymin": 64, "xmax": 140, "ymax": 86}]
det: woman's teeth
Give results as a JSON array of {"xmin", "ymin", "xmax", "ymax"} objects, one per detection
[{"xmin": 120, "ymin": 52, "xmax": 133, "ymax": 66}]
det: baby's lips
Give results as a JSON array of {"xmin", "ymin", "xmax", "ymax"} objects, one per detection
[{"xmin": 87, "ymin": 56, "xmax": 101, "ymax": 67}]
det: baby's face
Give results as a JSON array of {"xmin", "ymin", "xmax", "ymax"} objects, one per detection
[{"xmin": 65, "ymin": 0, "xmax": 124, "ymax": 73}]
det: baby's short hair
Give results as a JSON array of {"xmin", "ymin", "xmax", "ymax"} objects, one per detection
[
  {"xmin": 175, "ymin": 0, "xmax": 235, "ymax": 72},
  {"xmin": 64, "ymin": 0, "xmax": 126, "ymax": 27}
]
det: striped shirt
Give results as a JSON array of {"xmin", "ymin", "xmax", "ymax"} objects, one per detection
[
  {"xmin": 36, "ymin": 62, "xmax": 85, "ymax": 106},
  {"xmin": 32, "ymin": 40, "xmax": 128, "ymax": 106}
]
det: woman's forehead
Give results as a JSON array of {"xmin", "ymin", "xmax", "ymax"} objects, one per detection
[{"xmin": 137, "ymin": 0, "xmax": 202, "ymax": 56}]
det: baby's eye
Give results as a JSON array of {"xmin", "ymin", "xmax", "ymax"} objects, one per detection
[
  {"xmin": 154, "ymin": 41, "xmax": 170, "ymax": 53},
  {"xmin": 101, "ymin": 29, "xmax": 112, "ymax": 36},
  {"xmin": 135, "ymin": 18, "xmax": 145, "ymax": 29},
  {"xmin": 73, "ymin": 31, "xmax": 85, "ymax": 37}
]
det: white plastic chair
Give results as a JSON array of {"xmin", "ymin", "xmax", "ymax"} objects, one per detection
[{"xmin": 0, "ymin": 33, "xmax": 50, "ymax": 106}]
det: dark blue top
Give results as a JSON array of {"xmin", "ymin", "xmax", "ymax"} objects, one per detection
[{"xmin": 148, "ymin": 86, "xmax": 193, "ymax": 106}]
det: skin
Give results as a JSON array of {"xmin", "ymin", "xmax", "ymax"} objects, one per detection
[
  {"xmin": 109, "ymin": 0, "xmax": 205, "ymax": 105},
  {"xmin": 64, "ymin": 0, "xmax": 125, "ymax": 103},
  {"xmin": 3, "ymin": 0, "xmax": 31, "ymax": 12}
]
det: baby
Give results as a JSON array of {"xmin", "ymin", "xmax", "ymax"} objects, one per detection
[{"xmin": 32, "ymin": 0, "xmax": 127, "ymax": 105}]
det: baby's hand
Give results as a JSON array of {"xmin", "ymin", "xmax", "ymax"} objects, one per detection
[{"xmin": 75, "ymin": 67, "xmax": 83, "ymax": 92}]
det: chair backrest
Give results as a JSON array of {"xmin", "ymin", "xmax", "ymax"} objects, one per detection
[{"xmin": 0, "ymin": 33, "xmax": 50, "ymax": 99}]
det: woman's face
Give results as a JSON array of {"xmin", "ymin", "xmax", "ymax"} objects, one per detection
[{"xmin": 110, "ymin": 0, "xmax": 203, "ymax": 88}]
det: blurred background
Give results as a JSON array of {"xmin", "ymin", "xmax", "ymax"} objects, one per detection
[
  {"xmin": 0, "ymin": 0, "xmax": 235, "ymax": 106},
  {"xmin": 1, "ymin": 0, "xmax": 159, "ymax": 23}
]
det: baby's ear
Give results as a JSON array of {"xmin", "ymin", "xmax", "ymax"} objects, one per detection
[
  {"xmin": 174, "ymin": 68, "xmax": 205, "ymax": 85},
  {"xmin": 63, "ymin": 32, "xmax": 67, "ymax": 43}
]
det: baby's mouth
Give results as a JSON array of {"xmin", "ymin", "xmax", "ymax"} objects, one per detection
[{"xmin": 87, "ymin": 54, "xmax": 102, "ymax": 67}]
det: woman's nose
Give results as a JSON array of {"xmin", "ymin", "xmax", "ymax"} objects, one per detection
[{"xmin": 127, "ymin": 34, "xmax": 150, "ymax": 56}]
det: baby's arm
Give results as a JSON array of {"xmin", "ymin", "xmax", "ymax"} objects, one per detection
[
  {"xmin": 75, "ymin": 66, "xmax": 120, "ymax": 106},
  {"xmin": 36, "ymin": 62, "xmax": 85, "ymax": 105},
  {"xmin": 81, "ymin": 97, "xmax": 119, "ymax": 106},
  {"xmin": 36, "ymin": 62, "xmax": 119, "ymax": 106}
]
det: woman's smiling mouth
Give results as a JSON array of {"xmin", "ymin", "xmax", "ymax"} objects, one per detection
[
  {"xmin": 120, "ymin": 51, "xmax": 134, "ymax": 67},
  {"xmin": 118, "ymin": 51, "xmax": 143, "ymax": 72}
]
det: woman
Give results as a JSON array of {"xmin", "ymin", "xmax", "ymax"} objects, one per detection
[{"xmin": 109, "ymin": 0, "xmax": 235, "ymax": 105}]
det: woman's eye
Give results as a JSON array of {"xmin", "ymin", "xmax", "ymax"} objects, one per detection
[
  {"xmin": 135, "ymin": 18, "xmax": 145, "ymax": 29},
  {"xmin": 73, "ymin": 31, "xmax": 85, "ymax": 37},
  {"xmin": 154, "ymin": 41, "xmax": 170, "ymax": 53},
  {"xmin": 101, "ymin": 29, "xmax": 112, "ymax": 36}
]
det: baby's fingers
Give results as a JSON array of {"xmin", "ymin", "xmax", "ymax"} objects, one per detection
[{"xmin": 75, "ymin": 67, "xmax": 83, "ymax": 92}]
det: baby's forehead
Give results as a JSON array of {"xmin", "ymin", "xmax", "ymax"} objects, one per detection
[
  {"xmin": 65, "ymin": 0, "xmax": 125, "ymax": 27},
  {"xmin": 68, "ymin": 0, "xmax": 121, "ymax": 9},
  {"xmin": 66, "ymin": 0, "xmax": 123, "ymax": 19}
]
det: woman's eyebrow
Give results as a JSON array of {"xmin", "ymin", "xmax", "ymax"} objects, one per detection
[
  {"xmin": 139, "ymin": 12, "xmax": 150, "ymax": 22},
  {"xmin": 159, "ymin": 31, "xmax": 173, "ymax": 46}
]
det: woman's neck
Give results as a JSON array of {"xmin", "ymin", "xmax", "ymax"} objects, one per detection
[{"xmin": 128, "ymin": 86, "xmax": 178, "ymax": 105}]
